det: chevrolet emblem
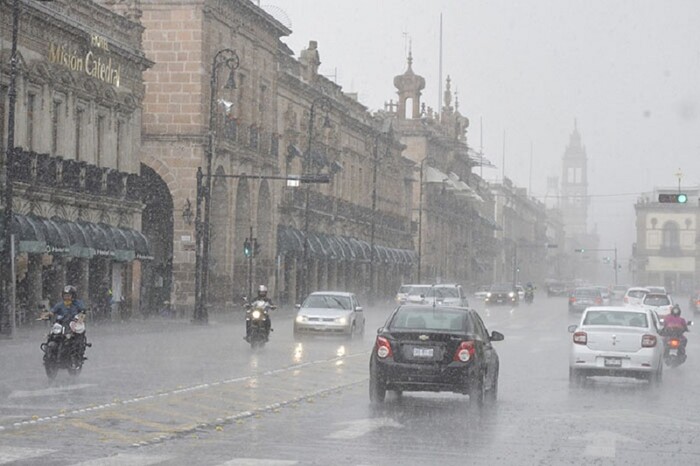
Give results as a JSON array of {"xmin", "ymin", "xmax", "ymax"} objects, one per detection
[{"xmin": 418, "ymin": 335, "xmax": 429, "ymax": 341}]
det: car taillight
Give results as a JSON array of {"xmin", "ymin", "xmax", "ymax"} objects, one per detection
[
  {"xmin": 376, "ymin": 336, "xmax": 393, "ymax": 358},
  {"xmin": 453, "ymin": 341, "xmax": 476, "ymax": 362},
  {"xmin": 624, "ymin": 296, "xmax": 629, "ymax": 303},
  {"xmin": 594, "ymin": 297, "xmax": 603, "ymax": 305},
  {"xmin": 669, "ymin": 338, "xmax": 680, "ymax": 348},
  {"xmin": 695, "ymin": 300, "xmax": 700, "ymax": 306},
  {"xmin": 569, "ymin": 297, "xmax": 576, "ymax": 304},
  {"xmin": 573, "ymin": 331, "xmax": 587, "ymax": 345},
  {"xmin": 641, "ymin": 334, "xmax": 657, "ymax": 347}
]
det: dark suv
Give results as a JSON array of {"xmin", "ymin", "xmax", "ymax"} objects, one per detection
[
  {"xmin": 568, "ymin": 287, "xmax": 603, "ymax": 313},
  {"xmin": 485, "ymin": 283, "xmax": 519, "ymax": 306}
]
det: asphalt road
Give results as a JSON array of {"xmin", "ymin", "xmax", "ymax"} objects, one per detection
[{"xmin": 1, "ymin": 295, "xmax": 699, "ymax": 465}]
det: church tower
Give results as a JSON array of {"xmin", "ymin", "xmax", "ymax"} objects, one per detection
[
  {"xmin": 560, "ymin": 120, "xmax": 589, "ymax": 237},
  {"xmin": 393, "ymin": 49, "xmax": 425, "ymax": 120}
]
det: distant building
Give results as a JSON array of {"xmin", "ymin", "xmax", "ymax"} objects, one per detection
[{"xmin": 633, "ymin": 188, "xmax": 700, "ymax": 293}]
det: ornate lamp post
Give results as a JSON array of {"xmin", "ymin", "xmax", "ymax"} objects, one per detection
[
  {"xmin": 300, "ymin": 96, "xmax": 332, "ymax": 300},
  {"xmin": 1, "ymin": 0, "xmax": 54, "ymax": 336},
  {"xmin": 193, "ymin": 48, "xmax": 239, "ymax": 324}
]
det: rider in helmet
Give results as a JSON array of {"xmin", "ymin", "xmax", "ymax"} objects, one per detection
[
  {"xmin": 44, "ymin": 285, "xmax": 86, "ymax": 323},
  {"xmin": 245, "ymin": 285, "xmax": 273, "ymax": 340},
  {"xmin": 663, "ymin": 304, "xmax": 689, "ymax": 352}
]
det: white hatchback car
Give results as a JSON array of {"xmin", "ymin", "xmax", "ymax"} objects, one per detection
[
  {"xmin": 294, "ymin": 291, "xmax": 365, "ymax": 339},
  {"xmin": 623, "ymin": 287, "xmax": 649, "ymax": 307},
  {"xmin": 568, "ymin": 306, "xmax": 663, "ymax": 385},
  {"xmin": 641, "ymin": 293, "xmax": 674, "ymax": 317}
]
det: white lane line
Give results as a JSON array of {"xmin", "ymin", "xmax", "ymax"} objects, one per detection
[
  {"xmin": 0, "ymin": 446, "xmax": 54, "ymax": 464},
  {"xmin": 72, "ymin": 454, "xmax": 172, "ymax": 466},
  {"xmin": 9, "ymin": 384, "xmax": 97, "ymax": 399},
  {"xmin": 219, "ymin": 460, "xmax": 298, "ymax": 465},
  {"xmin": 325, "ymin": 418, "xmax": 404, "ymax": 440}
]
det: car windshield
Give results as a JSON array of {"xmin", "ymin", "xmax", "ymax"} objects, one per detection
[
  {"xmin": 425, "ymin": 287, "xmax": 459, "ymax": 298},
  {"xmin": 407, "ymin": 285, "xmax": 431, "ymax": 295},
  {"xmin": 302, "ymin": 295, "xmax": 352, "ymax": 310},
  {"xmin": 643, "ymin": 295, "xmax": 670, "ymax": 306},
  {"xmin": 627, "ymin": 290, "xmax": 647, "ymax": 299},
  {"xmin": 390, "ymin": 307, "xmax": 472, "ymax": 332},
  {"xmin": 583, "ymin": 310, "xmax": 648, "ymax": 328}
]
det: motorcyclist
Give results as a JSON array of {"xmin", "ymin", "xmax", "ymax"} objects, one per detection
[
  {"xmin": 662, "ymin": 304, "xmax": 689, "ymax": 354},
  {"xmin": 41, "ymin": 285, "xmax": 86, "ymax": 324},
  {"xmin": 524, "ymin": 282, "xmax": 535, "ymax": 302},
  {"xmin": 245, "ymin": 285, "xmax": 274, "ymax": 340}
]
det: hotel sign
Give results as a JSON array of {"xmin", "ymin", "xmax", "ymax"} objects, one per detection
[{"xmin": 48, "ymin": 34, "xmax": 121, "ymax": 87}]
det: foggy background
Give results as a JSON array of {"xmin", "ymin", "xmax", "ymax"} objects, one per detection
[{"xmin": 274, "ymin": 0, "xmax": 700, "ymax": 263}]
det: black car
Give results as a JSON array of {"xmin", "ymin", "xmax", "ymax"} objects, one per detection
[
  {"xmin": 546, "ymin": 280, "xmax": 568, "ymax": 297},
  {"xmin": 369, "ymin": 305, "xmax": 504, "ymax": 405},
  {"xmin": 485, "ymin": 283, "xmax": 519, "ymax": 306},
  {"xmin": 568, "ymin": 287, "xmax": 603, "ymax": 313}
]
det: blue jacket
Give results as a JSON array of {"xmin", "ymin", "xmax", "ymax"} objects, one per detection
[{"xmin": 50, "ymin": 300, "xmax": 85, "ymax": 322}]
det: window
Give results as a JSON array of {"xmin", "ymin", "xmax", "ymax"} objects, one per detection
[
  {"xmin": 52, "ymin": 100, "xmax": 62, "ymax": 155},
  {"xmin": 75, "ymin": 107, "xmax": 84, "ymax": 160},
  {"xmin": 115, "ymin": 119, "xmax": 121, "ymax": 170},
  {"xmin": 662, "ymin": 221, "xmax": 680, "ymax": 250},
  {"xmin": 96, "ymin": 115, "xmax": 105, "ymax": 166},
  {"xmin": 0, "ymin": 86, "xmax": 6, "ymax": 154}
]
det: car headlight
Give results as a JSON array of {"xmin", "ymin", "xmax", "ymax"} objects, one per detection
[
  {"xmin": 486, "ymin": 292, "xmax": 492, "ymax": 298},
  {"xmin": 336, "ymin": 316, "xmax": 347, "ymax": 325},
  {"xmin": 508, "ymin": 292, "xmax": 515, "ymax": 297},
  {"xmin": 296, "ymin": 315, "xmax": 307, "ymax": 323}
]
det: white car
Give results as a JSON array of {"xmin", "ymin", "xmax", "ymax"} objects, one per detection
[
  {"xmin": 294, "ymin": 291, "xmax": 365, "ymax": 339},
  {"xmin": 644, "ymin": 286, "xmax": 667, "ymax": 295},
  {"xmin": 641, "ymin": 293, "xmax": 674, "ymax": 317},
  {"xmin": 422, "ymin": 284, "xmax": 469, "ymax": 307},
  {"xmin": 568, "ymin": 306, "xmax": 663, "ymax": 385},
  {"xmin": 623, "ymin": 287, "xmax": 649, "ymax": 307}
]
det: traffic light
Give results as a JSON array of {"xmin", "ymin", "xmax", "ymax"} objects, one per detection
[
  {"xmin": 658, "ymin": 193, "xmax": 688, "ymax": 203},
  {"xmin": 574, "ymin": 248, "xmax": 585, "ymax": 253},
  {"xmin": 253, "ymin": 238, "xmax": 260, "ymax": 257},
  {"xmin": 243, "ymin": 238, "xmax": 253, "ymax": 258}
]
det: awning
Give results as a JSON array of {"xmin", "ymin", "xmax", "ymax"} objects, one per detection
[
  {"xmin": 276, "ymin": 225, "xmax": 414, "ymax": 265},
  {"xmin": 34, "ymin": 216, "xmax": 70, "ymax": 255},
  {"xmin": 52, "ymin": 217, "xmax": 95, "ymax": 258},
  {"xmin": 100, "ymin": 223, "xmax": 135, "ymax": 262},
  {"xmin": 80, "ymin": 222, "xmax": 115, "ymax": 257},
  {"xmin": 121, "ymin": 228, "xmax": 154, "ymax": 261}
]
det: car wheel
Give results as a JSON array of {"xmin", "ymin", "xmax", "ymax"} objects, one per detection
[
  {"xmin": 485, "ymin": 368, "xmax": 499, "ymax": 404},
  {"xmin": 468, "ymin": 372, "xmax": 485, "ymax": 407},
  {"xmin": 369, "ymin": 369, "xmax": 386, "ymax": 404},
  {"xmin": 569, "ymin": 367, "xmax": 585, "ymax": 387}
]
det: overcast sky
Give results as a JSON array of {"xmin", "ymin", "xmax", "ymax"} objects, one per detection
[{"xmin": 273, "ymin": 0, "xmax": 700, "ymax": 260}]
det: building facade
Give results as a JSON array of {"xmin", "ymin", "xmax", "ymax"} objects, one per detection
[
  {"xmin": 633, "ymin": 188, "xmax": 699, "ymax": 293},
  {"xmin": 0, "ymin": 0, "xmax": 153, "ymax": 329}
]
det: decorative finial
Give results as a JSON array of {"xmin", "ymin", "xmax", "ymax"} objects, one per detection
[
  {"xmin": 407, "ymin": 40, "xmax": 413, "ymax": 68},
  {"xmin": 455, "ymin": 88, "xmax": 459, "ymax": 111}
]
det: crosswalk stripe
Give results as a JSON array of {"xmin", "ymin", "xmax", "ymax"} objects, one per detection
[
  {"xmin": 72, "ymin": 453, "xmax": 171, "ymax": 465},
  {"xmin": 0, "ymin": 446, "xmax": 53, "ymax": 464}
]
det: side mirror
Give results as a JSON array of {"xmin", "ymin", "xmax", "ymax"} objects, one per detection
[
  {"xmin": 355, "ymin": 306, "xmax": 363, "ymax": 312},
  {"xmin": 295, "ymin": 304, "xmax": 301, "ymax": 309},
  {"xmin": 567, "ymin": 324, "xmax": 578, "ymax": 333},
  {"xmin": 377, "ymin": 327, "xmax": 384, "ymax": 334},
  {"xmin": 490, "ymin": 331, "xmax": 505, "ymax": 341},
  {"xmin": 688, "ymin": 320, "xmax": 694, "ymax": 326}
]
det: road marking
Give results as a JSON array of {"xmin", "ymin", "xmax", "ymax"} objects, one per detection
[
  {"xmin": 8, "ymin": 384, "xmax": 97, "ymax": 399},
  {"xmin": 0, "ymin": 446, "xmax": 53, "ymax": 464},
  {"xmin": 325, "ymin": 417, "xmax": 404, "ymax": 440},
  {"xmin": 570, "ymin": 430, "xmax": 640, "ymax": 458},
  {"xmin": 72, "ymin": 453, "xmax": 171, "ymax": 465},
  {"xmin": 219, "ymin": 460, "xmax": 298, "ymax": 465}
]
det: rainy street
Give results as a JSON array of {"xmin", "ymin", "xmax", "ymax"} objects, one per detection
[{"xmin": 1, "ymin": 294, "xmax": 699, "ymax": 465}]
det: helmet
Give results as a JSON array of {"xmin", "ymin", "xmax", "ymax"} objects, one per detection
[
  {"xmin": 62, "ymin": 285, "xmax": 77, "ymax": 300},
  {"xmin": 257, "ymin": 285, "xmax": 268, "ymax": 297},
  {"xmin": 671, "ymin": 304, "xmax": 681, "ymax": 316}
]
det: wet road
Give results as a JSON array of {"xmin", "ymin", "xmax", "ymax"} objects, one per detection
[{"xmin": 1, "ymin": 295, "xmax": 699, "ymax": 465}]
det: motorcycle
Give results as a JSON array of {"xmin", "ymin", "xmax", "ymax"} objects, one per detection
[
  {"xmin": 244, "ymin": 299, "xmax": 275, "ymax": 349},
  {"xmin": 661, "ymin": 321, "xmax": 692, "ymax": 368},
  {"xmin": 524, "ymin": 289, "xmax": 534, "ymax": 304},
  {"xmin": 39, "ymin": 312, "xmax": 91, "ymax": 379}
]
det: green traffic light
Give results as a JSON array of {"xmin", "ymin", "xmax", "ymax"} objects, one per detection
[{"xmin": 678, "ymin": 193, "xmax": 688, "ymax": 203}]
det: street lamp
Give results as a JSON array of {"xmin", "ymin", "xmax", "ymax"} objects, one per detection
[
  {"xmin": 369, "ymin": 123, "xmax": 393, "ymax": 303},
  {"xmin": 194, "ymin": 48, "xmax": 239, "ymax": 324},
  {"xmin": 1, "ymin": 0, "xmax": 54, "ymax": 336},
  {"xmin": 300, "ymin": 95, "xmax": 332, "ymax": 300}
]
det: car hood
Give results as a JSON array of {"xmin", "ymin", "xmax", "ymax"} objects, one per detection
[{"xmin": 298, "ymin": 307, "xmax": 352, "ymax": 318}]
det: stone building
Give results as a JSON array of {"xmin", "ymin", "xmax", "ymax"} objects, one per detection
[
  {"xmin": 633, "ymin": 188, "xmax": 700, "ymax": 293},
  {"xmin": 386, "ymin": 53, "xmax": 495, "ymax": 288},
  {"xmin": 136, "ymin": 0, "xmax": 415, "ymax": 312},
  {"xmin": 0, "ymin": 0, "xmax": 153, "ymax": 328}
]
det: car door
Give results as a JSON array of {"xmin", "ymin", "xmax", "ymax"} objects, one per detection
[{"xmin": 471, "ymin": 311, "xmax": 498, "ymax": 386}]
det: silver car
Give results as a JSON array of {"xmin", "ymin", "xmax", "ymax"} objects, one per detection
[
  {"xmin": 568, "ymin": 306, "xmax": 663, "ymax": 385},
  {"xmin": 294, "ymin": 292, "xmax": 365, "ymax": 338}
]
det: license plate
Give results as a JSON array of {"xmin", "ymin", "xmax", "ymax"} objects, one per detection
[
  {"xmin": 669, "ymin": 349, "xmax": 678, "ymax": 356},
  {"xmin": 604, "ymin": 358, "xmax": 622, "ymax": 367},
  {"xmin": 413, "ymin": 347, "xmax": 434, "ymax": 357}
]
